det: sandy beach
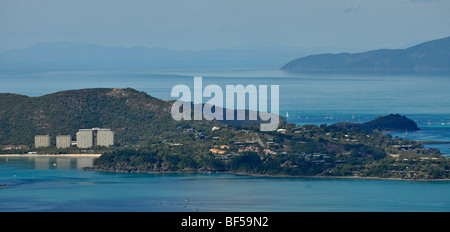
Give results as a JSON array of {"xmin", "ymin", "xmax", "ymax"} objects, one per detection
[{"xmin": 0, "ymin": 154, "xmax": 102, "ymax": 157}]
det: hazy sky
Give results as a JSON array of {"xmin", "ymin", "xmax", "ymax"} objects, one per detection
[{"xmin": 1, "ymin": 0, "xmax": 449, "ymax": 52}]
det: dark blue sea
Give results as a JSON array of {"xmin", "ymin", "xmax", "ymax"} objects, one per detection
[{"xmin": 1, "ymin": 69, "xmax": 449, "ymax": 211}]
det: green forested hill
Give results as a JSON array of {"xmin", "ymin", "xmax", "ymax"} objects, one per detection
[
  {"xmin": 0, "ymin": 88, "xmax": 221, "ymax": 145},
  {"xmin": 0, "ymin": 88, "xmax": 281, "ymax": 146},
  {"xmin": 332, "ymin": 114, "xmax": 420, "ymax": 132}
]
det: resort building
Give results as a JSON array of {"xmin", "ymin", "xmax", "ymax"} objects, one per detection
[
  {"xmin": 76, "ymin": 129, "xmax": 94, "ymax": 148},
  {"xmin": 96, "ymin": 128, "xmax": 114, "ymax": 147},
  {"xmin": 35, "ymin": 135, "xmax": 51, "ymax": 148},
  {"xmin": 56, "ymin": 135, "xmax": 72, "ymax": 148},
  {"xmin": 209, "ymin": 148, "xmax": 227, "ymax": 155},
  {"xmin": 76, "ymin": 128, "xmax": 114, "ymax": 148}
]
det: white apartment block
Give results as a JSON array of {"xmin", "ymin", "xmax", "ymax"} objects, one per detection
[
  {"xmin": 35, "ymin": 135, "xmax": 51, "ymax": 148},
  {"xmin": 76, "ymin": 129, "xmax": 94, "ymax": 148},
  {"xmin": 76, "ymin": 128, "xmax": 114, "ymax": 148},
  {"xmin": 56, "ymin": 135, "xmax": 72, "ymax": 148}
]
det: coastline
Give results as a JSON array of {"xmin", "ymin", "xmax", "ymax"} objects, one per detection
[
  {"xmin": 236, "ymin": 173, "xmax": 450, "ymax": 182},
  {"xmin": 0, "ymin": 154, "xmax": 102, "ymax": 157},
  {"xmin": 415, "ymin": 140, "xmax": 450, "ymax": 145},
  {"xmin": 83, "ymin": 167, "xmax": 450, "ymax": 182}
]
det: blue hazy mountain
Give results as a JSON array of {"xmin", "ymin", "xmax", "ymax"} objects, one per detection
[
  {"xmin": 0, "ymin": 42, "xmax": 349, "ymax": 70},
  {"xmin": 281, "ymin": 36, "xmax": 450, "ymax": 73}
]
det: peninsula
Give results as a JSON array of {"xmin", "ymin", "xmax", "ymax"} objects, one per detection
[
  {"xmin": 1, "ymin": 88, "xmax": 449, "ymax": 180},
  {"xmin": 281, "ymin": 36, "xmax": 450, "ymax": 73}
]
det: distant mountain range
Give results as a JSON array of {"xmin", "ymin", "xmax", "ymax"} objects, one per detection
[
  {"xmin": 0, "ymin": 42, "xmax": 350, "ymax": 70},
  {"xmin": 3, "ymin": 37, "xmax": 448, "ymax": 72},
  {"xmin": 281, "ymin": 36, "xmax": 450, "ymax": 72}
]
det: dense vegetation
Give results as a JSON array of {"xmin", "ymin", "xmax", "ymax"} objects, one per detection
[
  {"xmin": 91, "ymin": 121, "xmax": 450, "ymax": 180},
  {"xmin": 1, "ymin": 88, "xmax": 449, "ymax": 180},
  {"xmin": 333, "ymin": 114, "xmax": 420, "ymax": 132},
  {"xmin": 0, "ymin": 88, "xmax": 227, "ymax": 146}
]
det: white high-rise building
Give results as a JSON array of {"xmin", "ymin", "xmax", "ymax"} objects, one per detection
[
  {"xmin": 56, "ymin": 135, "xmax": 72, "ymax": 148},
  {"xmin": 76, "ymin": 128, "xmax": 114, "ymax": 148},
  {"xmin": 76, "ymin": 129, "xmax": 93, "ymax": 148},
  {"xmin": 35, "ymin": 135, "xmax": 50, "ymax": 148},
  {"xmin": 96, "ymin": 129, "xmax": 114, "ymax": 147}
]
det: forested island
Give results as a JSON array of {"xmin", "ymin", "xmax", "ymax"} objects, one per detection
[
  {"xmin": 281, "ymin": 36, "xmax": 450, "ymax": 73},
  {"xmin": 1, "ymin": 88, "xmax": 449, "ymax": 180}
]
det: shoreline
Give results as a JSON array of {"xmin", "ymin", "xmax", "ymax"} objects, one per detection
[
  {"xmin": 0, "ymin": 154, "xmax": 102, "ymax": 157},
  {"xmin": 84, "ymin": 168, "xmax": 450, "ymax": 182},
  {"xmin": 415, "ymin": 140, "xmax": 450, "ymax": 144},
  {"xmin": 236, "ymin": 173, "xmax": 450, "ymax": 182}
]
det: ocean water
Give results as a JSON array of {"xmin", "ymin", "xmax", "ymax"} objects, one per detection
[
  {"xmin": 1, "ymin": 156, "xmax": 450, "ymax": 212},
  {"xmin": 2, "ymin": 69, "xmax": 450, "ymax": 116},
  {"xmin": 1, "ymin": 69, "xmax": 450, "ymax": 211},
  {"xmin": 1, "ymin": 69, "xmax": 449, "ymax": 152}
]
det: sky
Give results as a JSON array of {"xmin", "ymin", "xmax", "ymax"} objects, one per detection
[{"xmin": 0, "ymin": 0, "xmax": 449, "ymax": 53}]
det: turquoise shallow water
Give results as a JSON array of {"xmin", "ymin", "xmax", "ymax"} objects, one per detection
[
  {"xmin": 1, "ymin": 156, "xmax": 449, "ymax": 212},
  {"xmin": 1, "ymin": 69, "xmax": 450, "ymax": 211}
]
